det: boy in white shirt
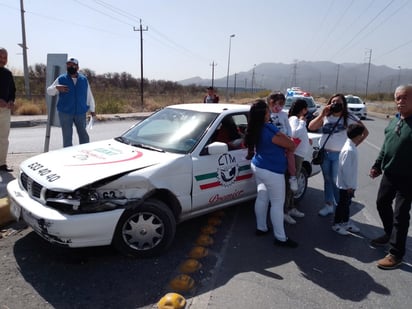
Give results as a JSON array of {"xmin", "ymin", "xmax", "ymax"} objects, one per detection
[{"xmin": 332, "ymin": 123, "xmax": 366, "ymax": 235}]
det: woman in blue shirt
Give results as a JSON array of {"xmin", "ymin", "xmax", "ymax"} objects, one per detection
[{"xmin": 245, "ymin": 100, "xmax": 298, "ymax": 248}]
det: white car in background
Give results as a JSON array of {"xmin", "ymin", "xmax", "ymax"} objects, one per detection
[
  {"xmin": 8, "ymin": 103, "xmax": 321, "ymax": 257},
  {"xmin": 345, "ymin": 95, "xmax": 367, "ymax": 119}
]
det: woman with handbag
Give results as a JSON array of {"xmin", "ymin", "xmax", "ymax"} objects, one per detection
[{"xmin": 308, "ymin": 94, "xmax": 368, "ymax": 217}]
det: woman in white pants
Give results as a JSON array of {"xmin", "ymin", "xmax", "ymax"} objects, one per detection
[{"xmin": 245, "ymin": 99, "xmax": 298, "ymax": 248}]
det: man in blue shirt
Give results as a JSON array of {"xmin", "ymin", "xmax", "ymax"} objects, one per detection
[{"xmin": 47, "ymin": 58, "xmax": 96, "ymax": 147}]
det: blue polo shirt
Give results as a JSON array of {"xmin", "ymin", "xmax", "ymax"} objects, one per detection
[{"xmin": 252, "ymin": 123, "xmax": 287, "ymax": 174}]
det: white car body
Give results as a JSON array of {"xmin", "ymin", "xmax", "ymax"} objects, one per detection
[
  {"xmin": 345, "ymin": 95, "xmax": 367, "ymax": 119},
  {"xmin": 8, "ymin": 103, "xmax": 321, "ymax": 257}
]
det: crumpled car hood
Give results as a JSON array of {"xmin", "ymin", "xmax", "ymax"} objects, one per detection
[{"xmin": 19, "ymin": 139, "xmax": 170, "ymax": 191}]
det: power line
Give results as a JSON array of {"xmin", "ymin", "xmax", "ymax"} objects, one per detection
[{"xmin": 330, "ymin": 0, "xmax": 395, "ymax": 61}]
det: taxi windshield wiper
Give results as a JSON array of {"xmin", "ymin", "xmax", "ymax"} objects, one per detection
[
  {"xmin": 132, "ymin": 143, "xmax": 165, "ymax": 153},
  {"xmin": 114, "ymin": 136, "xmax": 130, "ymax": 144}
]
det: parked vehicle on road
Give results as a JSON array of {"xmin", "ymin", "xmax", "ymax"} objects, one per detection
[
  {"xmin": 345, "ymin": 95, "xmax": 367, "ymax": 119},
  {"xmin": 7, "ymin": 104, "xmax": 321, "ymax": 257},
  {"xmin": 284, "ymin": 87, "xmax": 320, "ymax": 129}
]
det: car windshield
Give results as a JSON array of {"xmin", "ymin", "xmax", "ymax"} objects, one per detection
[
  {"xmin": 120, "ymin": 107, "xmax": 217, "ymax": 154},
  {"xmin": 346, "ymin": 97, "xmax": 362, "ymax": 104},
  {"xmin": 285, "ymin": 97, "xmax": 316, "ymax": 108}
]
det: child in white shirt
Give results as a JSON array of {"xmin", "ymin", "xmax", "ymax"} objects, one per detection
[{"xmin": 332, "ymin": 123, "xmax": 366, "ymax": 235}]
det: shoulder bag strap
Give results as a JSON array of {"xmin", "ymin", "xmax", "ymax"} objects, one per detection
[{"xmin": 319, "ymin": 114, "xmax": 343, "ymax": 150}]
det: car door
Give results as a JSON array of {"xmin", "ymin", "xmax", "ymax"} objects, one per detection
[{"xmin": 191, "ymin": 113, "xmax": 256, "ymax": 212}]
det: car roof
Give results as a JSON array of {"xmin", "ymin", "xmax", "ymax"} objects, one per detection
[{"xmin": 167, "ymin": 103, "xmax": 251, "ymax": 113}]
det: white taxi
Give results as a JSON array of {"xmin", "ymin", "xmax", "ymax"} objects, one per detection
[{"xmin": 7, "ymin": 104, "xmax": 320, "ymax": 257}]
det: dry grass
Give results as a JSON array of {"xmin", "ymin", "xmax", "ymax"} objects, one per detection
[{"xmin": 13, "ymin": 94, "xmax": 397, "ymax": 117}]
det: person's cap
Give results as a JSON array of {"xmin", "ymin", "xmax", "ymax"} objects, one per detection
[
  {"xmin": 66, "ymin": 58, "xmax": 79, "ymax": 65},
  {"xmin": 207, "ymin": 86, "xmax": 214, "ymax": 90}
]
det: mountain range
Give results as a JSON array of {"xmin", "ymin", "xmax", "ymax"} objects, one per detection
[{"xmin": 179, "ymin": 61, "xmax": 411, "ymax": 96}]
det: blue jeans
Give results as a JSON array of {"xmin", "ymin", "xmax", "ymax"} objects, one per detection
[
  {"xmin": 321, "ymin": 150, "xmax": 340, "ymax": 206},
  {"xmin": 58, "ymin": 112, "xmax": 89, "ymax": 147}
]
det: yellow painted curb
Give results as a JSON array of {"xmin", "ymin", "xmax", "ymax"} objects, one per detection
[
  {"xmin": 195, "ymin": 234, "xmax": 214, "ymax": 246},
  {"xmin": 157, "ymin": 292, "xmax": 186, "ymax": 309},
  {"xmin": 200, "ymin": 225, "xmax": 217, "ymax": 235},
  {"xmin": 169, "ymin": 274, "xmax": 195, "ymax": 292},
  {"xmin": 0, "ymin": 197, "xmax": 13, "ymax": 227},
  {"xmin": 187, "ymin": 246, "xmax": 209, "ymax": 259},
  {"xmin": 178, "ymin": 259, "xmax": 202, "ymax": 274}
]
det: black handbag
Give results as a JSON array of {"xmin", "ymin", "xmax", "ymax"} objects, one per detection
[{"xmin": 311, "ymin": 115, "xmax": 343, "ymax": 165}]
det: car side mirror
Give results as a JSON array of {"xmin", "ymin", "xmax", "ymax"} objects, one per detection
[{"xmin": 203, "ymin": 142, "xmax": 228, "ymax": 155}]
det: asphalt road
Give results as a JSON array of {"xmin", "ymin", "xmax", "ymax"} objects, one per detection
[{"xmin": 1, "ymin": 116, "xmax": 411, "ymax": 309}]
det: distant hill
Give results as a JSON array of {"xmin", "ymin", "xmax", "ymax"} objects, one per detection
[{"xmin": 179, "ymin": 61, "xmax": 411, "ymax": 96}]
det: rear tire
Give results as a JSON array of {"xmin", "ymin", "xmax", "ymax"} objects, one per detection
[{"xmin": 112, "ymin": 198, "xmax": 176, "ymax": 258}]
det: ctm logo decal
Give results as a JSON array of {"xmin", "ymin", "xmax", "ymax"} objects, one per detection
[{"xmin": 195, "ymin": 153, "xmax": 253, "ymax": 190}]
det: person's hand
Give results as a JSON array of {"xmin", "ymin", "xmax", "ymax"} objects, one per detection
[
  {"xmin": 56, "ymin": 85, "xmax": 69, "ymax": 93},
  {"xmin": 369, "ymin": 167, "xmax": 382, "ymax": 179},
  {"xmin": 320, "ymin": 104, "xmax": 331, "ymax": 117}
]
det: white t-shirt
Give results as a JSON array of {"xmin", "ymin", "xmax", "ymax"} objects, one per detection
[
  {"xmin": 319, "ymin": 113, "xmax": 360, "ymax": 152},
  {"xmin": 336, "ymin": 138, "xmax": 358, "ymax": 189},
  {"xmin": 289, "ymin": 116, "xmax": 310, "ymax": 158},
  {"xmin": 270, "ymin": 111, "xmax": 291, "ymax": 136}
]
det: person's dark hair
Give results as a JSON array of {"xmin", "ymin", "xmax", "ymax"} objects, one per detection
[
  {"xmin": 245, "ymin": 100, "xmax": 268, "ymax": 156},
  {"xmin": 288, "ymin": 99, "xmax": 308, "ymax": 117},
  {"xmin": 326, "ymin": 93, "xmax": 349, "ymax": 127},
  {"xmin": 347, "ymin": 123, "xmax": 365, "ymax": 139},
  {"xmin": 267, "ymin": 92, "xmax": 285, "ymax": 105}
]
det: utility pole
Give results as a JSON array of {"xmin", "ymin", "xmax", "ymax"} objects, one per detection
[
  {"xmin": 251, "ymin": 65, "xmax": 256, "ymax": 94},
  {"xmin": 365, "ymin": 48, "xmax": 372, "ymax": 99},
  {"xmin": 233, "ymin": 73, "xmax": 237, "ymax": 97},
  {"xmin": 210, "ymin": 61, "xmax": 217, "ymax": 88},
  {"xmin": 335, "ymin": 64, "xmax": 340, "ymax": 93},
  {"xmin": 134, "ymin": 19, "xmax": 148, "ymax": 111},
  {"xmin": 19, "ymin": 0, "xmax": 31, "ymax": 99},
  {"xmin": 225, "ymin": 34, "xmax": 235, "ymax": 101},
  {"xmin": 291, "ymin": 60, "xmax": 298, "ymax": 86}
]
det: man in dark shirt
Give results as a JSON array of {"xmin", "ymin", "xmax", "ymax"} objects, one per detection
[
  {"xmin": 203, "ymin": 87, "xmax": 219, "ymax": 103},
  {"xmin": 369, "ymin": 84, "xmax": 412, "ymax": 269},
  {"xmin": 0, "ymin": 47, "xmax": 16, "ymax": 172}
]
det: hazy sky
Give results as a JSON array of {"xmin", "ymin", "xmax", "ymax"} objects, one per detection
[{"xmin": 2, "ymin": 0, "xmax": 411, "ymax": 81}]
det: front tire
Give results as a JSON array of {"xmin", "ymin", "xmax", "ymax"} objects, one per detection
[
  {"xmin": 112, "ymin": 198, "xmax": 176, "ymax": 258},
  {"xmin": 294, "ymin": 167, "xmax": 308, "ymax": 203}
]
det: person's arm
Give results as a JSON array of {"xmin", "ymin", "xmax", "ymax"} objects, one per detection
[
  {"xmin": 308, "ymin": 105, "xmax": 330, "ymax": 131},
  {"xmin": 87, "ymin": 84, "xmax": 96, "ymax": 116},
  {"xmin": 355, "ymin": 120, "xmax": 369, "ymax": 146},
  {"xmin": 272, "ymin": 131, "xmax": 296, "ymax": 152},
  {"xmin": 46, "ymin": 77, "xmax": 62, "ymax": 96}
]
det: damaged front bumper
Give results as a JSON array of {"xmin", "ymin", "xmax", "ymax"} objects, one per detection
[{"xmin": 7, "ymin": 179, "xmax": 124, "ymax": 248}]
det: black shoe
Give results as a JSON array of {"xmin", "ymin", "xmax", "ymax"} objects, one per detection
[
  {"xmin": 255, "ymin": 229, "xmax": 270, "ymax": 236},
  {"xmin": 0, "ymin": 164, "xmax": 13, "ymax": 172},
  {"xmin": 274, "ymin": 237, "xmax": 298, "ymax": 248},
  {"xmin": 370, "ymin": 234, "xmax": 390, "ymax": 247}
]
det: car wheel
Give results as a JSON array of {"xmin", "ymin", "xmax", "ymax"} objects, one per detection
[
  {"xmin": 112, "ymin": 198, "xmax": 176, "ymax": 258},
  {"xmin": 294, "ymin": 167, "xmax": 308, "ymax": 203}
]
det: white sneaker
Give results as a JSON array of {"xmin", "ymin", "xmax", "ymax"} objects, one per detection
[
  {"xmin": 284, "ymin": 213, "xmax": 296, "ymax": 224},
  {"xmin": 344, "ymin": 221, "xmax": 360, "ymax": 233},
  {"xmin": 289, "ymin": 176, "xmax": 298, "ymax": 192},
  {"xmin": 318, "ymin": 205, "xmax": 334, "ymax": 217},
  {"xmin": 332, "ymin": 223, "xmax": 350, "ymax": 236},
  {"xmin": 288, "ymin": 208, "xmax": 305, "ymax": 218}
]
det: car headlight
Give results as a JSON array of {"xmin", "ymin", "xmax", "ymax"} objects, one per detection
[{"xmin": 45, "ymin": 187, "xmax": 127, "ymax": 214}]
